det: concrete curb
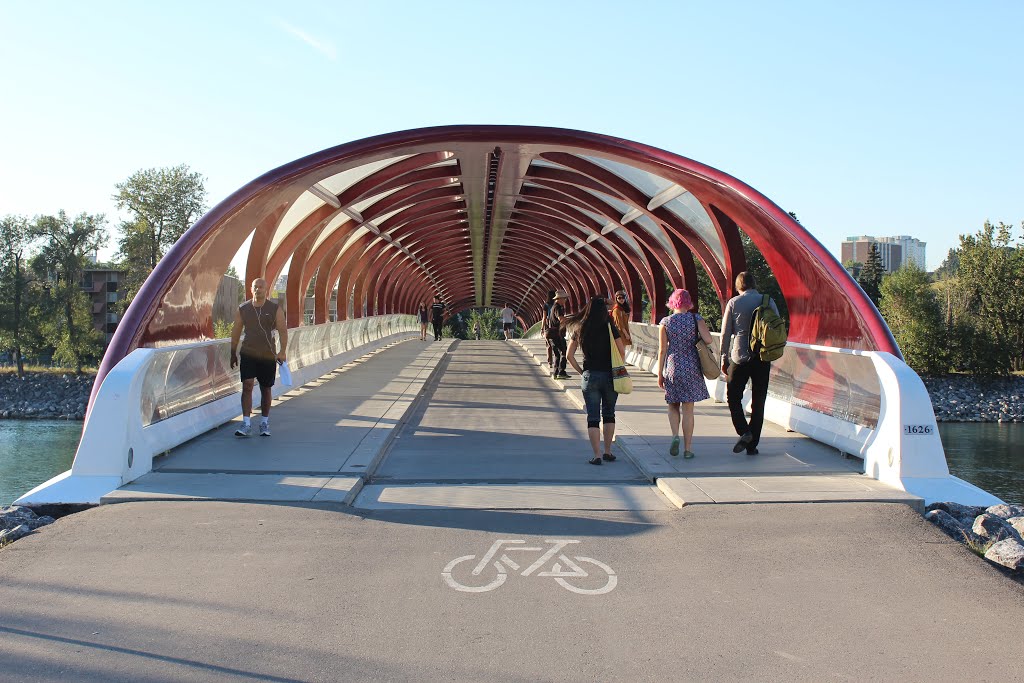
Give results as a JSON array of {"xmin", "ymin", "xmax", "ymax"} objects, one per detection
[
  {"xmin": 655, "ymin": 477, "xmax": 716, "ymax": 508},
  {"xmin": 100, "ymin": 474, "xmax": 365, "ymax": 505},
  {"xmin": 656, "ymin": 478, "xmax": 684, "ymax": 508}
]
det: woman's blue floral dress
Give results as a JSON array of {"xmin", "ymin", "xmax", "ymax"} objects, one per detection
[{"xmin": 659, "ymin": 312, "xmax": 710, "ymax": 404}]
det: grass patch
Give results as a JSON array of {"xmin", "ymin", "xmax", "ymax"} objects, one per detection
[
  {"xmin": 961, "ymin": 531, "xmax": 995, "ymax": 557},
  {"xmin": 0, "ymin": 366, "xmax": 97, "ymax": 376}
]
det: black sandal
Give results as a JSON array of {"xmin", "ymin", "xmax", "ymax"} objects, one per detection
[
  {"xmin": 602, "ymin": 453, "xmax": 616, "ymax": 462},
  {"xmin": 588, "ymin": 457, "xmax": 603, "ymax": 465}
]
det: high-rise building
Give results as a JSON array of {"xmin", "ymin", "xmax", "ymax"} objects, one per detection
[
  {"xmin": 81, "ymin": 267, "xmax": 125, "ymax": 344},
  {"xmin": 878, "ymin": 235, "xmax": 926, "ymax": 270},
  {"xmin": 841, "ymin": 235, "xmax": 926, "ymax": 273}
]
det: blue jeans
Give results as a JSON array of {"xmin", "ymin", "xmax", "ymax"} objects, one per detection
[{"xmin": 581, "ymin": 370, "xmax": 617, "ymax": 429}]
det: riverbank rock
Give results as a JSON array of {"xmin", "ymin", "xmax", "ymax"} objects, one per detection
[
  {"xmin": 0, "ymin": 506, "xmax": 55, "ymax": 548},
  {"xmin": 973, "ymin": 513, "xmax": 1023, "ymax": 544},
  {"xmin": 0, "ymin": 524, "xmax": 32, "ymax": 544},
  {"xmin": 984, "ymin": 538, "xmax": 1024, "ymax": 571},
  {"xmin": 1, "ymin": 505, "xmax": 39, "ymax": 529},
  {"xmin": 986, "ymin": 503, "xmax": 1024, "ymax": 519},
  {"xmin": 922, "ymin": 375, "xmax": 1024, "ymax": 423},
  {"xmin": 926, "ymin": 501, "xmax": 987, "ymax": 525},
  {"xmin": 1009, "ymin": 518, "xmax": 1024, "ymax": 537},
  {"xmin": 926, "ymin": 500, "xmax": 1024, "ymax": 575},
  {"xmin": 924, "ymin": 509, "xmax": 975, "ymax": 542},
  {"xmin": 0, "ymin": 372, "xmax": 94, "ymax": 419}
]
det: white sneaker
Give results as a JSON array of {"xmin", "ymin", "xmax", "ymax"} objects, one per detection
[
  {"xmin": 259, "ymin": 422, "xmax": 270, "ymax": 437},
  {"xmin": 234, "ymin": 423, "xmax": 251, "ymax": 437}
]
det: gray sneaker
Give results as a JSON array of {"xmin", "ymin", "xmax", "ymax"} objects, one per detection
[
  {"xmin": 259, "ymin": 422, "xmax": 270, "ymax": 437},
  {"xmin": 234, "ymin": 423, "xmax": 251, "ymax": 437}
]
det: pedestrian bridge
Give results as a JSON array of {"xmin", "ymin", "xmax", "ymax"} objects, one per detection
[
  {"xmin": 16, "ymin": 125, "xmax": 1001, "ymax": 507},
  {"xmin": 19, "ymin": 320, "xmax": 997, "ymax": 508}
]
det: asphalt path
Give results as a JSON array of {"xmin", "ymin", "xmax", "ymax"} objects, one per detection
[{"xmin": 2, "ymin": 501, "xmax": 1023, "ymax": 682}]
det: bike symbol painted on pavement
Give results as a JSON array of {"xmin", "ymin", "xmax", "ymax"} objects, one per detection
[{"xmin": 442, "ymin": 539, "xmax": 617, "ymax": 595}]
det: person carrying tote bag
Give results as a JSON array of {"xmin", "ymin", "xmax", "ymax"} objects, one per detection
[
  {"xmin": 564, "ymin": 297, "xmax": 627, "ymax": 466},
  {"xmin": 657, "ymin": 289, "xmax": 712, "ymax": 459},
  {"xmin": 609, "ymin": 325, "xmax": 632, "ymax": 394},
  {"xmin": 695, "ymin": 328, "xmax": 720, "ymax": 380}
]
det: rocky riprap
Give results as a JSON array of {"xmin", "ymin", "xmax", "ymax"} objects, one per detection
[
  {"xmin": 0, "ymin": 505, "xmax": 56, "ymax": 547},
  {"xmin": 925, "ymin": 501, "xmax": 1024, "ymax": 573},
  {"xmin": 0, "ymin": 373, "xmax": 94, "ymax": 419},
  {"xmin": 922, "ymin": 375, "xmax": 1024, "ymax": 423}
]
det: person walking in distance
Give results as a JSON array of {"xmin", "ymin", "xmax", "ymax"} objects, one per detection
[
  {"xmin": 230, "ymin": 277, "xmax": 288, "ymax": 437},
  {"xmin": 473, "ymin": 318, "xmax": 482, "ymax": 340},
  {"xmin": 564, "ymin": 297, "xmax": 626, "ymax": 465},
  {"xmin": 500, "ymin": 303, "xmax": 516, "ymax": 340},
  {"xmin": 657, "ymin": 289, "xmax": 712, "ymax": 459},
  {"xmin": 430, "ymin": 295, "xmax": 445, "ymax": 341},
  {"xmin": 547, "ymin": 291, "xmax": 570, "ymax": 379},
  {"xmin": 543, "ymin": 290, "xmax": 556, "ymax": 369},
  {"xmin": 610, "ymin": 290, "xmax": 632, "ymax": 349},
  {"xmin": 418, "ymin": 302, "xmax": 429, "ymax": 341},
  {"xmin": 720, "ymin": 271, "xmax": 779, "ymax": 455}
]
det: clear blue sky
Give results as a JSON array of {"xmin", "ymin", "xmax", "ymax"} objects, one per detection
[{"xmin": 1, "ymin": 1, "xmax": 1021, "ymax": 271}]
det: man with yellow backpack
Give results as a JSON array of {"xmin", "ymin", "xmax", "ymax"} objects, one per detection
[{"xmin": 719, "ymin": 271, "xmax": 786, "ymax": 455}]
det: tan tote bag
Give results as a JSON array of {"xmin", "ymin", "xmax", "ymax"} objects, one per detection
[
  {"xmin": 692, "ymin": 313, "xmax": 720, "ymax": 380},
  {"xmin": 608, "ymin": 325, "xmax": 633, "ymax": 394}
]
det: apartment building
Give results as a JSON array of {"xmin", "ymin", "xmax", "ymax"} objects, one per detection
[
  {"xmin": 841, "ymin": 235, "xmax": 926, "ymax": 273},
  {"xmin": 81, "ymin": 267, "xmax": 125, "ymax": 344}
]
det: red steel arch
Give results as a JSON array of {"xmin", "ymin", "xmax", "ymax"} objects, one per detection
[{"xmin": 95, "ymin": 125, "xmax": 900, "ymax": 404}]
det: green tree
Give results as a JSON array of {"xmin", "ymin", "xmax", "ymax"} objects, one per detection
[
  {"xmin": 739, "ymin": 230, "xmax": 788, "ymax": 321},
  {"xmin": 30, "ymin": 211, "xmax": 108, "ymax": 373},
  {"xmin": 113, "ymin": 164, "xmax": 207, "ymax": 308},
  {"xmin": 688, "ymin": 231, "xmax": 786, "ymax": 332},
  {"xmin": 0, "ymin": 215, "xmax": 39, "ymax": 376},
  {"xmin": 694, "ymin": 261, "xmax": 721, "ymax": 330},
  {"xmin": 879, "ymin": 264, "xmax": 947, "ymax": 374},
  {"xmin": 858, "ymin": 244, "xmax": 884, "ymax": 305},
  {"xmin": 952, "ymin": 221, "xmax": 1024, "ymax": 373},
  {"xmin": 213, "ymin": 319, "xmax": 234, "ymax": 339},
  {"xmin": 934, "ymin": 248, "xmax": 960, "ymax": 281},
  {"xmin": 467, "ymin": 308, "xmax": 503, "ymax": 340},
  {"xmin": 842, "ymin": 259, "xmax": 863, "ymax": 280}
]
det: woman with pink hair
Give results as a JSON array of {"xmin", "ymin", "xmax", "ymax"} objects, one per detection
[{"xmin": 657, "ymin": 288, "xmax": 713, "ymax": 458}]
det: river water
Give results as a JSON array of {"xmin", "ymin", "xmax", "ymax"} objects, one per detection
[
  {"xmin": 0, "ymin": 420, "xmax": 1021, "ymax": 506},
  {"xmin": 1, "ymin": 420, "xmax": 79, "ymax": 506}
]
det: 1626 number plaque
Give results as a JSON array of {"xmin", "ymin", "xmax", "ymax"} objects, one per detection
[{"xmin": 903, "ymin": 424, "xmax": 934, "ymax": 435}]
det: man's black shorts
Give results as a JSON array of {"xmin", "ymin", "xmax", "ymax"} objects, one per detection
[
  {"xmin": 503, "ymin": 322, "xmax": 514, "ymax": 331},
  {"xmin": 240, "ymin": 353, "xmax": 276, "ymax": 387}
]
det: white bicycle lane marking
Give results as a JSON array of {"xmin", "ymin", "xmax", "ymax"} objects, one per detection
[{"xmin": 442, "ymin": 539, "xmax": 617, "ymax": 595}]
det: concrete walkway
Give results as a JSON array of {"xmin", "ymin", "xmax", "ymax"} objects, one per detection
[
  {"xmin": 515, "ymin": 339, "xmax": 921, "ymax": 510},
  {"xmin": 2, "ymin": 501, "xmax": 1022, "ymax": 682},
  {"xmin": 103, "ymin": 338, "xmax": 919, "ymax": 511},
  {"xmin": 103, "ymin": 339, "xmax": 450, "ymax": 505},
  {"xmin": 5, "ymin": 340, "xmax": 1022, "ymax": 681}
]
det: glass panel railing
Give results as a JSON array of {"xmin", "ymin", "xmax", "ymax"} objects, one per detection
[
  {"xmin": 627, "ymin": 323, "xmax": 880, "ymax": 429},
  {"xmin": 158, "ymin": 343, "xmax": 236, "ymax": 424},
  {"xmin": 627, "ymin": 322, "xmax": 662, "ymax": 360},
  {"xmin": 766, "ymin": 345, "xmax": 880, "ymax": 428},
  {"xmin": 139, "ymin": 314, "xmax": 417, "ymax": 426}
]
